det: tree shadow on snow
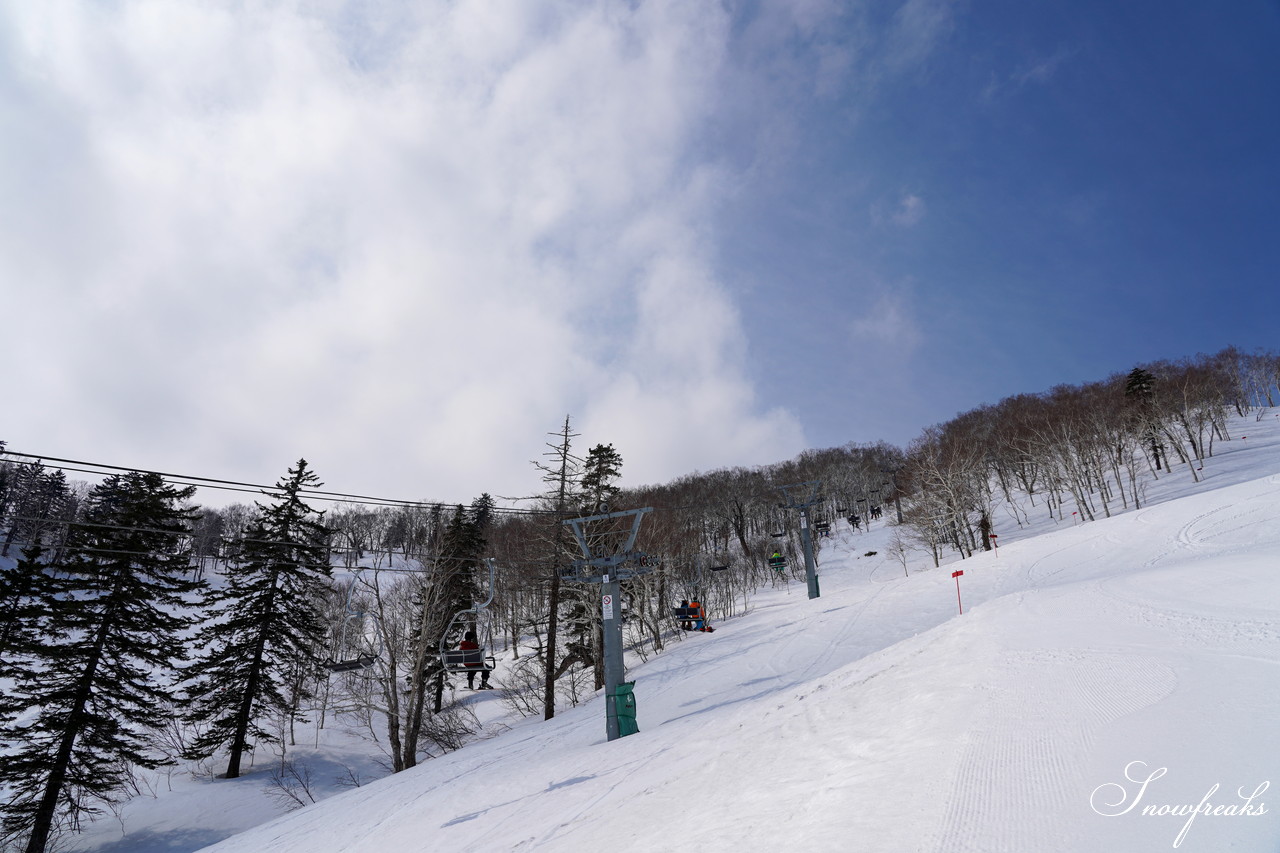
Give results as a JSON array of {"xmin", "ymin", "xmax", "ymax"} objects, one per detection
[{"xmin": 81, "ymin": 827, "xmax": 230, "ymax": 853}]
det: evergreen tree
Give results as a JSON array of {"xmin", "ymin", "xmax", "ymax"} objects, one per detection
[
  {"xmin": 2, "ymin": 468, "xmax": 72, "ymax": 557},
  {"xmin": 0, "ymin": 544, "xmax": 62, "ymax": 740},
  {"xmin": 0, "ymin": 544, "xmax": 57, "ymax": 678},
  {"xmin": 438, "ymin": 494, "xmax": 493, "ymax": 617},
  {"xmin": 0, "ymin": 441, "xmax": 13, "ymax": 533},
  {"xmin": 0, "ymin": 472, "xmax": 201, "ymax": 853},
  {"xmin": 182, "ymin": 459, "xmax": 333, "ymax": 779},
  {"xmin": 1124, "ymin": 366, "xmax": 1165, "ymax": 471},
  {"xmin": 577, "ymin": 443, "xmax": 624, "ymax": 689},
  {"xmin": 581, "ymin": 444, "xmax": 624, "ymax": 511},
  {"xmin": 409, "ymin": 496, "xmax": 493, "ymax": 727},
  {"xmin": 1, "ymin": 460, "xmax": 43, "ymax": 557}
]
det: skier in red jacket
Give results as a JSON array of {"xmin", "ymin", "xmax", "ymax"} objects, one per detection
[{"xmin": 459, "ymin": 631, "xmax": 492, "ymax": 689}]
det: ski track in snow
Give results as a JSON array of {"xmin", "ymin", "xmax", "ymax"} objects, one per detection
[
  {"xmin": 932, "ymin": 646, "xmax": 1177, "ymax": 853},
  {"xmin": 1096, "ymin": 581, "xmax": 1280, "ymax": 656}
]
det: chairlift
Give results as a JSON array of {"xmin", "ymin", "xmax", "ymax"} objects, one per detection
[
  {"xmin": 439, "ymin": 559, "xmax": 498, "ymax": 675},
  {"xmin": 671, "ymin": 558, "xmax": 726, "ymax": 629},
  {"xmin": 323, "ymin": 569, "xmax": 383, "ymax": 674},
  {"xmin": 671, "ymin": 600, "xmax": 713, "ymax": 632},
  {"xmin": 767, "ymin": 551, "xmax": 788, "ymax": 571},
  {"xmin": 441, "ymin": 642, "xmax": 495, "ymax": 673},
  {"xmin": 325, "ymin": 655, "xmax": 378, "ymax": 673},
  {"xmin": 672, "ymin": 603, "xmax": 700, "ymax": 622}
]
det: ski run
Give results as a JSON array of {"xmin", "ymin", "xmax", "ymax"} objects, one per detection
[{"xmin": 41, "ymin": 411, "xmax": 1280, "ymax": 852}]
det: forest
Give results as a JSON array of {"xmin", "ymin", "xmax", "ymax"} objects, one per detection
[{"xmin": 1, "ymin": 345, "xmax": 1277, "ymax": 853}]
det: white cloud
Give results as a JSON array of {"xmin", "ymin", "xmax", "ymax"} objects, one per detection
[
  {"xmin": 882, "ymin": 0, "xmax": 957, "ymax": 76},
  {"xmin": 871, "ymin": 192, "xmax": 927, "ymax": 227},
  {"xmin": 982, "ymin": 46, "xmax": 1075, "ymax": 102},
  {"xmin": 850, "ymin": 286, "xmax": 923, "ymax": 354},
  {"xmin": 0, "ymin": 0, "xmax": 805, "ymax": 501},
  {"xmin": 891, "ymin": 193, "xmax": 927, "ymax": 227}
]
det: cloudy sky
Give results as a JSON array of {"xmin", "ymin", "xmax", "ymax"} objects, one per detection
[{"xmin": 2, "ymin": 0, "xmax": 1277, "ymax": 505}]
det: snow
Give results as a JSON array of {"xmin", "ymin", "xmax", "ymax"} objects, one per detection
[{"xmin": 64, "ymin": 412, "xmax": 1280, "ymax": 852}]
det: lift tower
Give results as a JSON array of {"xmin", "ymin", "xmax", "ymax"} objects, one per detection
[
  {"xmin": 561, "ymin": 506, "xmax": 653, "ymax": 741},
  {"xmin": 777, "ymin": 481, "xmax": 823, "ymax": 600}
]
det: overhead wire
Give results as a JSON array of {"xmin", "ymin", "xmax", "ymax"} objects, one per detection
[
  {"xmin": 0, "ymin": 451, "xmax": 569, "ymax": 516},
  {"xmin": 0, "ymin": 448, "xmax": 869, "ymax": 572},
  {"xmin": 0, "ymin": 448, "xmax": 872, "ymax": 517},
  {"xmin": 4, "ymin": 513, "xmax": 538, "ymax": 572}
]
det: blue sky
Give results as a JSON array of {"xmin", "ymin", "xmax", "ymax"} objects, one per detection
[
  {"xmin": 724, "ymin": 0, "xmax": 1280, "ymax": 450},
  {"xmin": 1, "ymin": 0, "xmax": 1276, "ymax": 502}
]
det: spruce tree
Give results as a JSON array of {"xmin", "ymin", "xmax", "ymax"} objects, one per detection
[
  {"xmin": 441, "ymin": 497, "xmax": 492, "ymax": 629},
  {"xmin": 438, "ymin": 495, "xmax": 493, "ymax": 620},
  {"xmin": 405, "ymin": 496, "xmax": 493, "ymax": 732},
  {"xmin": 182, "ymin": 460, "xmax": 333, "ymax": 779},
  {"xmin": 581, "ymin": 444, "xmax": 624, "ymax": 511},
  {"xmin": 0, "ymin": 440, "xmax": 12, "ymax": 528},
  {"xmin": 2, "ymin": 468, "xmax": 72, "ymax": 557},
  {"xmin": 577, "ymin": 443, "xmax": 624, "ymax": 690},
  {"xmin": 1124, "ymin": 366, "xmax": 1165, "ymax": 471},
  {"xmin": 0, "ymin": 544, "xmax": 62, "ymax": 740},
  {"xmin": 0, "ymin": 472, "xmax": 201, "ymax": 853},
  {"xmin": 0, "ymin": 544, "xmax": 57, "ymax": 680},
  {"xmin": 1, "ymin": 460, "xmax": 44, "ymax": 557}
]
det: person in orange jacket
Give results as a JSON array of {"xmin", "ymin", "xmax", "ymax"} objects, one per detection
[{"xmin": 689, "ymin": 600, "xmax": 714, "ymax": 633}]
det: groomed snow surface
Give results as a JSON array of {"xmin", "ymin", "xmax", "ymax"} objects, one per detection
[{"xmin": 68, "ymin": 413, "xmax": 1280, "ymax": 852}]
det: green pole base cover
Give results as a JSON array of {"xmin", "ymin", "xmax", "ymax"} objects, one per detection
[{"xmin": 612, "ymin": 681, "xmax": 639, "ymax": 737}]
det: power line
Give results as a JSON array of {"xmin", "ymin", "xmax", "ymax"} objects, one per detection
[
  {"xmin": 1, "ymin": 450, "xmax": 564, "ymax": 516},
  {"xmin": 4, "ymin": 513, "xmax": 541, "ymax": 571},
  {"xmin": 2, "ymin": 447, "xmax": 868, "ymax": 524}
]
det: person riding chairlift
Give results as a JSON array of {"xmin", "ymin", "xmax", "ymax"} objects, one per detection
[
  {"xmin": 689, "ymin": 599, "xmax": 714, "ymax": 633},
  {"xmin": 678, "ymin": 599, "xmax": 694, "ymax": 631},
  {"xmin": 459, "ymin": 630, "xmax": 492, "ymax": 690}
]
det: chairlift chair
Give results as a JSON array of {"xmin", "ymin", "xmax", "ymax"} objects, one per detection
[
  {"xmin": 325, "ymin": 654, "xmax": 378, "ymax": 673},
  {"xmin": 323, "ymin": 569, "xmax": 384, "ymax": 674},
  {"xmin": 672, "ymin": 600, "xmax": 712, "ymax": 632},
  {"xmin": 438, "ymin": 559, "xmax": 499, "ymax": 676},
  {"xmin": 672, "ymin": 603, "xmax": 700, "ymax": 622},
  {"xmin": 440, "ymin": 635, "xmax": 496, "ymax": 673}
]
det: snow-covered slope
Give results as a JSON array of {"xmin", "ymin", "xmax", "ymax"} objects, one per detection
[{"xmin": 78, "ymin": 413, "xmax": 1280, "ymax": 852}]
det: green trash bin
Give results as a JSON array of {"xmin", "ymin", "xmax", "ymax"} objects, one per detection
[{"xmin": 611, "ymin": 681, "xmax": 639, "ymax": 737}]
